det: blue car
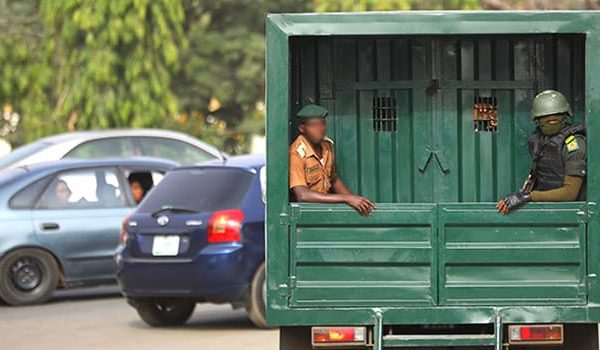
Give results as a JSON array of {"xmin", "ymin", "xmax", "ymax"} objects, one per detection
[
  {"xmin": 0, "ymin": 158, "xmax": 177, "ymax": 305},
  {"xmin": 116, "ymin": 155, "xmax": 267, "ymax": 328}
]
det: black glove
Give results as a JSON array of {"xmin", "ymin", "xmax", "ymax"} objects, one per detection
[{"xmin": 496, "ymin": 191, "xmax": 531, "ymax": 215}]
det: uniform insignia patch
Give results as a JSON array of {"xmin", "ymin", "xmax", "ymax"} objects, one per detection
[
  {"xmin": 296, "ymin": 142, "xmax": 307, "ymax": 158},
  {"xmin": 565, "ymin": 135, "xmax": 575, "ymax": 144},
  {"xmin": 566, "ymin": 138, "xmax": 580, "ymax": 152},
  {"xmin": 324, "ymin": 136, "xmax": 334, "ymax": 144},
  {"xmin": 305, "ymin": 165, "xmax": 320, "ymax": 173}
]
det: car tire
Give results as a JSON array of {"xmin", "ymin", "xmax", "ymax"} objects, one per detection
[
  {"xmin": 0, "ymin": 248, "xmax": 60, "ymax": 306},
  {"xmin": 246, "ymin": 262, "xmax": 269, "ymax": 328},
  {"xmin": 135, "ymin": 298, "xmax": 196, "ymax": 327}
]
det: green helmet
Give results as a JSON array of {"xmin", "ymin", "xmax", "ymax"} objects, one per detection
[{"xmin": 530, "ymin": 90, "xmax": 572, "ymax": 120}]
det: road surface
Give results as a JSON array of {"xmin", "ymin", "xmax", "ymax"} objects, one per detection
[{"xmin": 0, "ymin": 286, "xmax": 278, "ymax": 350}]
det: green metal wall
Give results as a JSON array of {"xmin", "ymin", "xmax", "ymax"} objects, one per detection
[{"xmin": 290, "ymin": 34, "xmax": 585, "ymax": 203}]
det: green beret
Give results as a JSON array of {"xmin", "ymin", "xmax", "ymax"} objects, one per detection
[{"xmin": 296, "ymin": 103, "xmax": 328, "ymax": 119}]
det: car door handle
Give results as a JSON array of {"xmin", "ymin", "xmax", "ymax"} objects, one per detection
[{"xmin": 40, "ymin": 223, "xmax": 60, "ymax": 231}]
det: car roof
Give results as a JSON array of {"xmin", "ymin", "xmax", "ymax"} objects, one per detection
[
  {"xmin": 183, "ymin": 154, "xmax": 265, "ymax": 172},
  {"xmin": 28, "ymin": 129, "xmax": 224, "ymax": 158},
  {"xmin": 20, "ymin": 157, "xmax": 179, "ymax": 174}
]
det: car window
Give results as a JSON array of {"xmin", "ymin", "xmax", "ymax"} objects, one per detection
[
  {"xmin": 36, "ymin": 168, "xmax": 127, "ymax": 209},
  {"xmin": 0, "ymin": 142, "xmax": 50, "ymax": 169},
  {"xmin": 136, "ymin": 168, "xmax": 254, "ymax": 214},
  {"xmin": 10, "ymin": 176, "xmax": 52, "ymax": 209},
  {"xmin": 136, "ymin": 137, "xmax": 215, "ymax": 164},
  {"xmin": 65, "ymin": 138, "xmax": 135, "ymax": 159}
]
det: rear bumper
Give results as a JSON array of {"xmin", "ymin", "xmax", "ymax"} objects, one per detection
[{"xmin": 115, "ymin": 243, "xmax": 251, "ymax": 301}]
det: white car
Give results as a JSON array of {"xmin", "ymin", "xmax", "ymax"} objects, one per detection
[{"xmin": 0, "ymin": 129, "xmax": 225, "ymax": 170}]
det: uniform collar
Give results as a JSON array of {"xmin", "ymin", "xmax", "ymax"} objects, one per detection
[{"xmin": 298, "ymin": 134, "xmax": 329, "ymax": 159}]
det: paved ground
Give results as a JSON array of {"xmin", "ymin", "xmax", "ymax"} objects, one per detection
[{"xmin": 0, "ymin": 286, "xmax": 278, "ymax": 350}]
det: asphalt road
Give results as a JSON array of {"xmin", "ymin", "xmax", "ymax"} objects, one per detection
[{"xmin": 0, "ymin": 286, "xmax": 279, "ymax": 350}]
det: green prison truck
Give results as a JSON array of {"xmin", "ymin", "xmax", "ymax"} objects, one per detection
[{"xmin": 265, "ymin": 11, "xmax": 600, "ymax": 350}]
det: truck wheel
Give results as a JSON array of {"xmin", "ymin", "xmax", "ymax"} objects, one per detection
[
  {"xmin": 246, "ymin": 262, "xmax": 269, "ymax": 328},
  {"xmin": 135, "ymin": 298, "xmax": 196, "ymax": 327},
  {"xmin": 0, "ymin": 248, "xmax": 59, "ymax": 305}
]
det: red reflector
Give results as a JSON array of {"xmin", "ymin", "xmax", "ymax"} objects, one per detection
[
  {"xmin": 509, "ymin": 324, "xmax": 563, "ymax": 345},
  {"xmin": 312, "ymin": 327, "xmax": 366, "ymax": 346},
  {"xmin": 207, "ymin": 209, "xmax": 244, "ymax": 243}
]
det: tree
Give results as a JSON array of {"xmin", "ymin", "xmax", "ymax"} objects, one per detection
[
  {"xmin": 171, "ymin": 0, "xmax": 311, "ymax": 153},
  {"xmin": 314, "ymin": 0, "xmax": 480, "ymax": 11},
  {"xmin": 481, "ymin": 0, "xmax": 600, "ymax": 9},
  {"xmin": 0, "ymin": 0, "xmax": 312, "ymax": 153},
  {"xmin": 0, "ymin": 0, "xmax": 49, "ymax": 144},
  {"xmin": 38, "ymin": 0, "xmax": 186, "ymax": 139}
]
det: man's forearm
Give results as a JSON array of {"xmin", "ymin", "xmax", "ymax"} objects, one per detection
[
  {"xmin": 293, "ymin": 188, "xmax": 348, "ymax": 203},
  {"xmin": 530, "ymin": 176, "xmax": 583, "ymax": 202}
]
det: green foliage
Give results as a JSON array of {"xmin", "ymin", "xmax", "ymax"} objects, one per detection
[
  {"xmin": 40, "ymin": 0, "xmax": 185, "ymax": 134},
  {"xmin": 172, "ymin": 0, "xmax": 310, "ymax": 153},
  {"xmin": 0, "ymin": 0, "xmax": 50, "ymax": 144},
  {"xmin": 0, "ymin": 0, "xmax": 311, "ymax": 154},
  {"xmin": 314, "ymin": 0, "xmax": 480, "ymax": 11}
]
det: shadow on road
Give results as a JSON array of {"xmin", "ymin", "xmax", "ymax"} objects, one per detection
[
  {"xmin": 128, "ymin": 307, "xmax": 273, "ymax": 332},
  {"xmin": 128, "ymin": 318, "xmax": 260, "ymax": 331},
  {"xmin": 50, "ymin": 285, "xmax": 122, "ymax": 304},
  {"xmin": 0, "ymin": 285, "xmax": 122, "ymax": 308}
]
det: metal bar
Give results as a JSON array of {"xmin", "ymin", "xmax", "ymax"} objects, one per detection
[
  {"xmin": 374, "ymin": 310, "xmax": 383, "ymax": 350},
  {"xmin": 350, "ymin": 79, "xmax": 535, "ymax": 91},
  {"xmin": 495, "ymin": 313, "xmax": 503, "ymax": 350},
  {"xmin": 382, "ymin": 334, "xmax": 497, "ymax": 347}
]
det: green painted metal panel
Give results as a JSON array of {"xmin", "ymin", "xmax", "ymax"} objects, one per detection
[
  {"xmin": 290, "ymin": 34, "xmax": 585, "ymax": 203},
  {"xmin": 289, "ymin": 203, "xmax": 437, "ymax": 307},
  {"xmin": 439, "ymin": 203, "xmax": 588, "ymax": 306},
  {"xmin": 266, "ymin": 12, "xmax": 600, "ymax": 329}
]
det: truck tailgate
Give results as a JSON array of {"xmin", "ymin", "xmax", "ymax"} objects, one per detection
[{"xmin": 287, "ymin": 202, "xmax": 588, "ymax": 308}]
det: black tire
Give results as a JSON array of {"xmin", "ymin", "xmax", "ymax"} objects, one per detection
[
  {"xmin": 135, "ymin": 298, "xmax": 196, "ymax": 327},
  {"xmin": 246, "ymin": 262, "xmax": 269, "ymax": 328},
  {"xmin": 0, "ymin": 248, "xmax": 60, "ymax": 305}
]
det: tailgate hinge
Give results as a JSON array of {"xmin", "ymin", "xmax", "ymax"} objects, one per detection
[
  {"xmin": 585, "ymin": 273, "xmax": 598, "ymax": 294},
  {"xmin": 288, "ymin": 276, "xmax": 297, "ymax": 291},
  {"xmin": 279, "ymin": 208, "xmax": 300, "ymax": 225},
  {"xmin": 278, "ymin": 276, "xmax": 296, "ymax": 298},
  {"xmin": 279, "ymin": 212, "xmax": 290, "ymax": 225}
]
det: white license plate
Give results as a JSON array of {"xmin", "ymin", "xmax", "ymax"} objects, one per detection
[{"xmin": 152, "ymin": 235, "xmax": 180, "ymax": 256}]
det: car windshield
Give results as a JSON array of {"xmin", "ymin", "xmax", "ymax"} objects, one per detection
[
  {"xmin": 0, "ymin": 142, "xmax": 50, "ymax": 170},
  {"xmin": 137, "ymin": 167, "xmax": 255, "ymax": 214}
]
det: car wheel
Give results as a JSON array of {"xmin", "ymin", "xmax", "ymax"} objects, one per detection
[
  {"xmin": 0, "ymin": 248, "xmax": 60, "ymax": 305},
  {"xmin": 246, "ymin": 262, "xmax": 269, "ymax": 328},
  {"xmin": 135, "ymin": 298, "xmax": 196, "ymax": 327}
]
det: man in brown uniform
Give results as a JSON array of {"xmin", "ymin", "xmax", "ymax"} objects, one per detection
[{"xmin": 289, "ymin": 103, "xmax": 376, "ymax": 216}]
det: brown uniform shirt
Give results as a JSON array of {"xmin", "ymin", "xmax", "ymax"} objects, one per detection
[{"xmin": 289, "ymin": 134, "xmax": 337, "ymax": 193}]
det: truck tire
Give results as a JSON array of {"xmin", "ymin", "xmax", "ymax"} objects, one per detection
[
  {"xmin": 246, "ymin": 262, "xmax": 269, "ymax": 328},
  {"xmin": 0, "ymin": 248, "xmax": 59, "ymax": 305},
  {"xmin": 135, "ymin": 298, "xmax": 196, "ymax": 327}
]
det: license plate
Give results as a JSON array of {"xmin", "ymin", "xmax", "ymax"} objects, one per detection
[{"xmin": 152, "ymin": 235, "xmax": 180, "ymax": 256}]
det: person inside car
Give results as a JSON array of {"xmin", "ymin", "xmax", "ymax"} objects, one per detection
[{"xmin": 128, "ymin": 172, "xmax": 153, "ymax": 204}]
